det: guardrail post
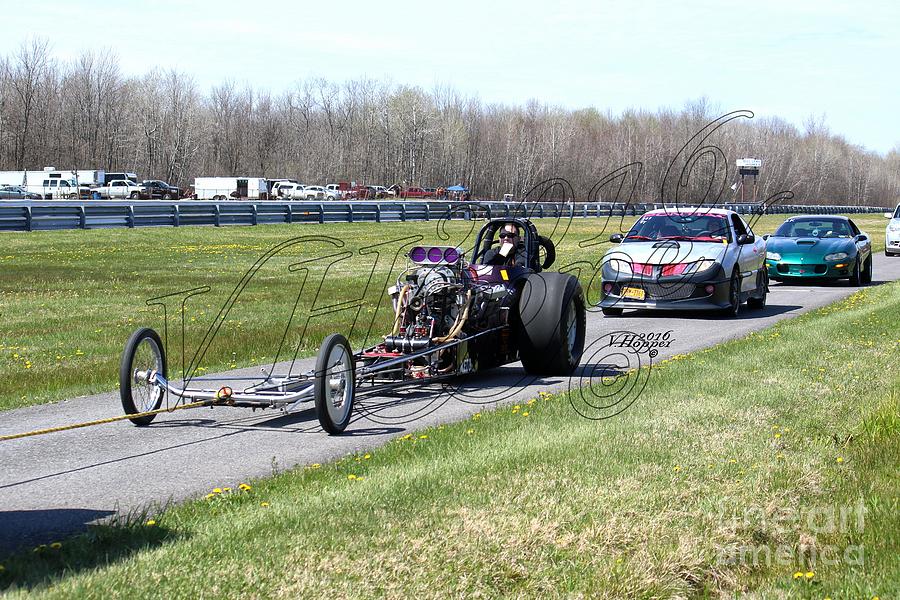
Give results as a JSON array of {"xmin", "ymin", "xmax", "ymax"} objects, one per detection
[
  {"xmin": 286, "ymin": 204, "xmax": 293, "ymax": 224},
  {"xmin": 319, "ymin": 204, "xmax": 325, "ymax": 224},
  {"xmin": 424, "ymin": 204, "xmax": 429, "ymax": 221},
  {"xmin": 348, "ymin": 204, "xmax": 354, "ymax": 222},
  {"xmin": 401, "ymin": 203, "xmax": 407, "ymax": 221},
  {"xmin": 375, "ymin": 204, "xmax": 381, "ymax": 223},
  {"xmin": 214, "ymin": 204, "xmax": 221, "ymax": 227},
  {"xmin": 127, "ymin": 205, "xmax": 135, "ymax": 228},
  {"xmin": 504, "ymin": 204, "xmax": 510, "ymax": 218},
  {"xmin": 251, "ymin": 204, "xmax": 258, "ymax": 226},
  {"xmin": 78, "ymin": 205, "xmax": 86, "ymax": 229},
  {"xmin": 173, "ymin": 204, "xmax": 180, "ymax": 227},
  {"xmin": 25, "ymin": 206, "xmax": 32, "ymax": 231},
  {"xmin": 485, "ymin": 204, "xmax": 492, "ymax": 219}
]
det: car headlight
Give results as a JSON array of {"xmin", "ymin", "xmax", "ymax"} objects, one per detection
[
  {"xmin": 606, "ymin": 258, "xmax": 633, "ymax": 274},
  {"xmin": 685, "ymin": 259, "xmax": 717, "ymax": 273},
  {"xmin": 824, "ymin": 252, "xmax": 848, "ymax": 261},
  {"xmin": 766, "ymin": 252, "xmax": 781, "ymax": 261}
]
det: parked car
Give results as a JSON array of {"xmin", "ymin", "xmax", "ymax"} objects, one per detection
[
  {"xmin": 271, "ymin": 180, "xmax": 300, "ymax": 198},
  {"xmin": 885, "ymin": 204, "xmax": 900, "ymax": 257},
  {"xmin": 142, "ymin": 180, "xmax": 182, "ymax": 200},
  {"xmin": 300, "ymin": 185, "xmax": 326, "ymax": 200},
  {"xmin": 764, "ymin": 215, "xmax": 873, "ymax": 285},
  {"xmin": 402, "ymin": 187, "xmax": 430, "ymax": 199},
  {"xmin": 97, "ymin": 179, "xmax": 147, "ymax": 199},
  {"xmin": 599, "ymin": 207, "xmax": 768, "ymax": 316},
  {"xmin": 0, "ymin": 185, "xmax": 42, "ymax": 200}
]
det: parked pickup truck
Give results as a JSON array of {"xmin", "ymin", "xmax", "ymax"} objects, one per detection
[
  {"xmin": 142, "ymin": 180, "xmax": 182, "ymax": 199},
  {"xmin": 96, "ymin": 179, "xmax": 147, "ymax": 199}
]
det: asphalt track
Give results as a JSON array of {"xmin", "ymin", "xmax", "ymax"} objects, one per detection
[{"xmin": 2, "ymin": 254, "xmax": 899, "ymax": 556}]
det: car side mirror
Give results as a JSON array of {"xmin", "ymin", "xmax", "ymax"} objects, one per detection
[
  {"xmin": 737, "ymin": 234, "xmax": 755, "ymax": 244},
  {"xmin": 856, "ymin": 234, "xmax": 868, "ymax": 242},
  {"xmin": 762, "ymin": 234, "xmax": 770, "ymax": 241},
  {"xmin": 609, "ymin": 234, "xmax": 624, "ymax": 243}
]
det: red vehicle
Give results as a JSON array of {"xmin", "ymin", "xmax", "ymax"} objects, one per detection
[{"xmin": 402, "ymin": 187, "xmax": 431, "ymax": 199}]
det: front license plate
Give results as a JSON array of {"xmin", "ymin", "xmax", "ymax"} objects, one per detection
[{"xmin": 622, "ymin": 286, "xmax": 646, "ymax": 300}]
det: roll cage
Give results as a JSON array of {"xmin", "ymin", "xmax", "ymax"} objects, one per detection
[{"xmin": 471, "ymin": 218, "xmax": 546, "ymax": 272}]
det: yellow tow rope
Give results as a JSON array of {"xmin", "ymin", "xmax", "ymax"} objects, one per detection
[{"xmin": 0, "ymin": 400, "xmax": 214, "ymax": 442}]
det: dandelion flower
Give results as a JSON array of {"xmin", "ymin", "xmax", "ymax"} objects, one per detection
[
  {"xmin": 836, "ymin": 457, "xmax": 844, "ymax": 463},
  {"xmin": 793, "ymin": 571, "xmax": 803, "ymax": 579},
  {"xmin": 522, "ymin": 411, "xmax": 530, "ymax": 417},
  {"xmin": 673, "ymin": 465, "xmax": 681, "ymax": 472},
  {"xmin": 239, "ymin": 483, "xmax": 252, "ymax": 491},
  {"xmin": 363, "ymin": 454, "xmax": 371, "ymax": 460},
  {"xmin": 260, "ymin": 502, "xmax": 270, "ymax": 508},
  {"xmin": 309, "ymin": 463, "xmax": 321, "ymax": 469},
  {"xmin": 145, "ymin": 520, "xmax": 156, "ymax": 527},
  {"xmin": 472, "ymin": 413, "xmax": 481, "ymax": 419},
  {"xmin": 212, "ymin": 488, "xmax": 222, "ymax": 494},
  {"xmin": 347, "ymin": 474, "xmax": 357, "ymax": 480},
  {"xmin": 805, "ymin": 571, "xmax": 814, "ymax": 579},
  {"xmin": 206, "ymin": 493, "xmax": 216, "ymax": 500},
  {"xmin": 419, "ymin": 435, "xmax": 428, "ymax": 439},
  {"xmin": 467, "ymin": 429, "xmax": 474, "ymax": 435},
  {"xmin": 223, "ymin": 487, "xmax": 232, "ymax": 492},
  {"xmin": 50, "ymin": 542, "xmax": 62, "ymax": 549},
  {"xmin": 774, "ymin": 433, "xmax": 782, "ymax": 439}
]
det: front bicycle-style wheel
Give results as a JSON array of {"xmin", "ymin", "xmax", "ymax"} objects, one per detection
[
  {"xmin": 119, "ymin": 328, "xmax": 167, "ymax": 426},
  {"xmin": 314, "ymin": 334, "xmax": 355, "ymax": 434}
]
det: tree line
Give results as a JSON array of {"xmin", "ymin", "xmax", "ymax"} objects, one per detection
[{"xmin": 1, "ymin": 39, "xmax": 898, "ymax": 206}]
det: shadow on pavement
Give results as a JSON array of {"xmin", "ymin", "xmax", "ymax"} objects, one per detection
[{"xmin": 0, "ymin": 508, "xmax": 181, "ymax": 591}]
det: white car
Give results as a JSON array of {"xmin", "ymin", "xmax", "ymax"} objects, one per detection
[
  {"xmin": 599, "ymin": 207, "xmax": 768, "ymax": 316},
  {"xmin": 300, "ymin": 185, "xmax": 326, "ymax": 200},
  {"xmin": 886, "ymin": 204, "xmax": 900, "ymax": 256}
]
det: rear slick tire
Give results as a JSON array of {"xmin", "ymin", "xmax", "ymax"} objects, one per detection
[{"xmin": 516, "ymin": 273, "xmax": 586, "ymax": 375}]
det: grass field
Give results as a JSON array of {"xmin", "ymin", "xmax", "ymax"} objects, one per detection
[
  {"xmin": 1, "ymin": 263, "xmax": 897, "ymax": 597},
  {"xmin": 0, "ymin": 213, "xmax": 889, "ymax": 411}
]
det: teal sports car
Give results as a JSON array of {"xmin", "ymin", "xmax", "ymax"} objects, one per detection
[{"xmin": 764, "ymin": 216, "xmax": 872, "ymax": 285}]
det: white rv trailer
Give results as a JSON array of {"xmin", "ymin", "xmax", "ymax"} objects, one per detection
[{"xmin": 193, "ymin": 177, "xmax": 268, "ymax": 200}]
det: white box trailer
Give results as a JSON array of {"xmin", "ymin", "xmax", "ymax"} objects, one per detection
[
  {"xmin": 0, "ymin": 168, "xmax": 106, "ymax": 199},
  {"xmin": 194, "ymin": 177, "xmax": 268, "ymax": 200}
]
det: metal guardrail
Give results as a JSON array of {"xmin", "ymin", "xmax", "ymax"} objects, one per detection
[{"xmin": 0, "ymin": 200, "xmax": 888, "ymax": 232}]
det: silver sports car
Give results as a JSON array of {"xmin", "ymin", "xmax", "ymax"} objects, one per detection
[{"xmin": 599, "ymin": 208, "xmax": 768, "ymax": 316}]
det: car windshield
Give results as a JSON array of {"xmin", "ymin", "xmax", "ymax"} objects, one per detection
[
  {"xmin": 894, "ymin": 206, "xmax": 900, "ymax": 219},
  {"xmin": 624, "ymin": 214, "xmax": 731, "ymax": 242},
  {"xmin": 774, "ymin": 219, "xmax": 852, "ymax": 238}
]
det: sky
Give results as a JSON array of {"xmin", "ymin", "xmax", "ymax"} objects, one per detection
[{"xmin": 2, "ymin": 0, "xmax": 899, "ymax": 153}]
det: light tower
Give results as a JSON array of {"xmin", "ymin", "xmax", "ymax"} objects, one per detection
[{"xmin": 735, "ymin": 158, "xmax": 761, "ymax": 203}]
